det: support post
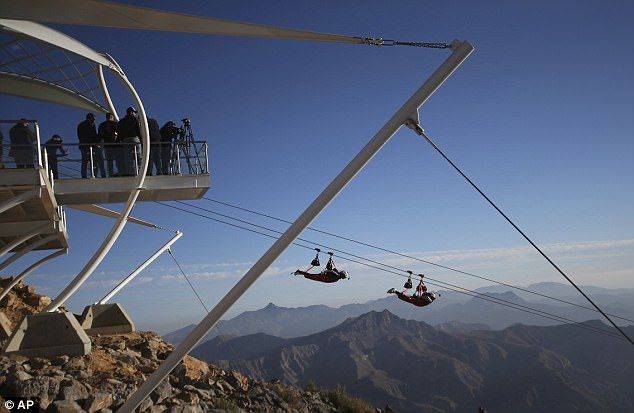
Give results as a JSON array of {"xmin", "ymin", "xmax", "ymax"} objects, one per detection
[
  {"xmin": 0, "ymin": 188, "xmax": 40, "ymax": 215},
  {"xmin": 79, "ymin": 303, "xmax": 135, "ymax": 336},
  {"xmin": 78, "ymin": 231, "xmax": 182, "ymax": 335},
  {"xmin": 119, "ymin": 40, "xmax": 474, "ymax": 412},
  {"xmin": 0, "ymin": 248, "xmax": 66, "ymax": 303},
  {"xmin": 0, "ymin": 221, "xmax": 48, "ymax": 260},
  {"xmin": 2, "ymin": 311, "xmax": 91, "ymax": 357},
  {"xmin": 45, "ymin": 65, "xmax": 151, "ymax": 312},
  {"xmin": 98, "ymin": 231, "xmax": 183, "ymax": 304},
  {"xmin": 0, "ymin": 234, "xmax": 58, "ymax": 273}
]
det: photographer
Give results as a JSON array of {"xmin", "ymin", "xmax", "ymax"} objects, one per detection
[
  {"xmin": 159, "ymin": 121, "xmax": 180, "ymax": 175},
  {"xmin": 147, "ymin": 117, "xmax": 162, "ymax": 175}
]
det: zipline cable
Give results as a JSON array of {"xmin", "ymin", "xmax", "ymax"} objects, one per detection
[
  {"xmin": 167, "ymin": 248, "xmax": 245, "ymax": 362},
  {"xmin": 195, "ymin": 198, "xmax": 634, "ymax": 324},
  {"xmin": 406, "ymin": 121, "xmax": 633, "ymax": 345},
  {"xmin": 157, "ymin": 201, "xmax": 629, "ymax": 342},
  {"xmin": 168, "ymin": 248, "xmax": 208, "ymax": 312},
  {"xmin": 296, "ymin": 250, "xmax": 627, "ymax": 341},
  {"xmin": 170, "ymin": 200, "xmax": 634, "ymax": 327}
]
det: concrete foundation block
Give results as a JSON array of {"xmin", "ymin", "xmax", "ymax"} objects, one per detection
[
  {"xmin": 79, "ymin": 303, "xmax": 135, "ymax": 336},
  {"xmin": 0, "ymin": 311, "xmax": 12, "ymax": 340},
  {"xmin": 2, "ymin": 311, "xmax": 91, "ymax": 357}
]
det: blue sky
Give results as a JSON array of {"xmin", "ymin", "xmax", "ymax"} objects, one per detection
[{"xmin": 1, "ymin": 0, "xmax": 632, "ymax": 334}]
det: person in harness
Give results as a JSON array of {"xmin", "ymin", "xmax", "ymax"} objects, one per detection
[
  {"xmin": 293, "ymin": 249, "xmax": 349, "ymax": 283},
  {"xmin": 387, "ymin": 273, "xmax": 435, "ymax": 307}
]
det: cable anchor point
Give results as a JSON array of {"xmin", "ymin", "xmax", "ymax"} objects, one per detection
[
  {"xmin": 363, "ymin": 37, "xmax": 386, "ymax": 46},
  {"xmin": 405, "ymin": 118, "xmax": 424, "ymax": 136}
]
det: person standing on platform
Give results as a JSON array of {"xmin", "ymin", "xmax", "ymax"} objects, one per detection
[
  {"xmin": 147, "ymin": 117, "xmax": 162, "ymax": 175},
  {"xmin": 160, "ymin": 121, "xmax": 179, "ymax": 175},
  {"xmin": 117, "ymin": 106, "xmax": 141, "ymax": 176},
  {"xmin": 9, "ymin": 119, "xmax": 36, "ymax": 169},
  {"xmin": 0, "ymin": 129, "xmax": 4, "ymax": 168},
  {"xmin": 77, "ymin": 113, "xmax": 105, "ymax": 178},
  {"xmin": 44, "ymin": 134, "xmax": 69, "ymax": 179},
  {"xmin": 98, "ymin": 112, "xmax": 119, "ymax": 176}
]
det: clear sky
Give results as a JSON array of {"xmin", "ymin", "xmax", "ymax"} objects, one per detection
[{"xmin": 1, "ymin": 0, "xmax": 633, "ymax": 334}]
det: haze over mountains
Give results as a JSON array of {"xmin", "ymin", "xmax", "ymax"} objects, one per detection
[
  {"xmin": 191, "ymin": 310, "xmax": 634, "ymax": 413},
  {"xmin": 164, "ymin": 282, "xmax": 634, "ymax": 344},
  {"xmin": 158, "ymin": 282, "xmax": 634, "ymax": 412}
]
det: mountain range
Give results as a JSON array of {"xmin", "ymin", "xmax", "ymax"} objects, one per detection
[
  {"xmin": 164, "ymin": 282, "xmax": 634, "ymax": 344},
  {"xmin": 191, "ymin": 310, "xmax": 634, "ymax": 413}
]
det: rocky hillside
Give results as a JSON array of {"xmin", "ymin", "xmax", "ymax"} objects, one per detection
[
  {"xmin": 0, "ymin": 277, "xmax": 379, "ymax": 412},
  {"xmin": 0, "ymin": 279, "xmax": 52, "ymax": 331}
]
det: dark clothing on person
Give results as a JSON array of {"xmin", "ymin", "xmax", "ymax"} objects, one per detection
[
  {"xmin": 9, "ymin": 121, "xmax": 36, "ymax": 168},
  {"xmin": 147, "ymin": 118, "xmax": 162, "ymax": 175},
  {"xmin": 77, "ymin": 119, "xmax": 97, "ymax": 145},
  {"xmin": 77, "ymin": 116, "xmax": 105, "ymax": 178},
  {"xmin": 117, "ymin": 113, "xmax": 141, "ymax": 176},
  {"xmin": 98, "ymin": 118, "xmax": 119, "ymax": 176},
  {"xmin": 160, "ymin": 121, "xmax": 179, "ymax": 175},
  {"xmin": 44, "ymin": 135, "xmax": 68, "ymax": 179},
  {"xmin": 0, "ymin": 129, "xmax": 4, "ymax": 168},
  {"xmin": 117, "ymin": 113, "xmax": 141, "ymax": 141}
]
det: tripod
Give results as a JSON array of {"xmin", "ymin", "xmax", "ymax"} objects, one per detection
[{"xmin": 170, "ymin": 118, "xmax": 205, "ymax": 175}]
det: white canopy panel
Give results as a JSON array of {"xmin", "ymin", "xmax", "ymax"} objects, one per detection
[
  {"xmin": 0, "ymin": 73, "xmax": 109, "ymax": 113},
  {"xmin": 0, "ymin": 19, "xmax": 121, "ymax": 112}
]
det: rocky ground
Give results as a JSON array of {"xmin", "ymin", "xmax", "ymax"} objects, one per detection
[{"xmin": 0, "ymin": 278, "xmax": 379, "ymax": 412}]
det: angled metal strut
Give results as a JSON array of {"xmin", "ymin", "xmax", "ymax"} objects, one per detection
[{"xmin": 119, "ymin": 39, "xmax": 474, "ymax": 412}]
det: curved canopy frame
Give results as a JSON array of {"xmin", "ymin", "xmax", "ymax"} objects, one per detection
[
  {"xmin": 0, "ymin": 18, "xmax": 151, "ymax": 312},
  {"xmin": 0, "ymin": 18, "xmax": 118, "ymax": 112},
  {"xmin": 0, "ymin": 72, "xmax": 109, "ymax": 113}
]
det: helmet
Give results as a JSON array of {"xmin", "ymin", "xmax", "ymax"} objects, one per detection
[{"xmin": 339, "ymin": 270, "xmax": 348, "ymax": 279}]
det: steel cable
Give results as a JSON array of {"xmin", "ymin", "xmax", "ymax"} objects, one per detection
[{"xmin": 156, "ymin": 201, "xmax": 630, "ymax": 342}]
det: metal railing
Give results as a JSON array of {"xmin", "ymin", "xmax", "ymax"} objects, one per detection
[{"xmin": 1, "ymin": 121, "xmax": 208, "ymax": 181}]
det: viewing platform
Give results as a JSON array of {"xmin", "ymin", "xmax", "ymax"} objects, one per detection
[
  {"xmin": 0, "ymin": 137, "xmax": 210, "ymax": 252},
  {"xmin": 0, "ymin": 18, "xmax": 212, "ymax": 358},
  {"xmin": 0, "ymin": 167, "xmax": 68, "ymax": 252}
]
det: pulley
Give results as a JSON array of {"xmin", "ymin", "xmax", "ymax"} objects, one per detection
[
  {"xmin": 311, "ymin": 248, "xmax": 321, "ymax": 267},
  {"xmin": 404, "ymin": 270, "xmax": 413, "ymax": 289}
]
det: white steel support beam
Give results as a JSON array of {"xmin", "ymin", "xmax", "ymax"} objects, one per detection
[
  {"xmin": 98, "ymin": 231, "xmax": 183, "ymax": 304},
  {"xmin": 46, "ymin": 68, "xmax": 151, "ymax": 312},
  {"xmin": 0, "ymin": 188, "xmax": 40, "ymax": 214},
  {"xmin": 0, "ymin": 248, "xmax": 66, "ymax": 302},
  {"xmin": 120, "ymin": 39, "xmax": 474, "ymax": 412},
  {"xmin": 0, "ymin": 222, "xmax": 49, "ymax": 260},
  {"xmin": 0, "ymin": 234, "xmax": 59, "ymax": 273}
]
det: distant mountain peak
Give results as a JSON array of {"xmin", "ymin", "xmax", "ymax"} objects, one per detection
[
  {"xmin": 342, "ymin": 310, "xmax": 428, "ymax": 334},
  {"xmin": 355, "ymin": 309, "xmax": 398, "ymax": 322}
]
